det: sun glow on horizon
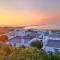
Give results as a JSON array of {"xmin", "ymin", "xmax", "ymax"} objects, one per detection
[
  {"xmin": 0, "ymin": 0, "xmax": 60, "ymax": 27},
  {"xmin": 0, "ymin": 8, "xmax": 45, "ymax": 26}
]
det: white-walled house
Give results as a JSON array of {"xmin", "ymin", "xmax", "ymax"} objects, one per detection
[
  {"xmin": 45, "ymin": 40, "xmax": 60, "ymax": 52},
  {"xmin": 7, "ymin": 36, "xmax": 24, "ymax": 47},
  {"xmin": 5, "ymin": 28, "xmax": 26, "ymax": 39},
  {"xmin": 9, "ymin": 28, "xmax": 26, "ymax": 36},
  {"xmin": 7, "ymin": 37, "xmax": 32, "ymax": 47},
  {"xmin": 43, "ymin": 31, "xmax": 60, "ymax": 52},
  {"xmin": 42, "ymin": 31, "xmax": 49, "ymax": 49},
  {"xmin": 15, "ymin": 29, "xmax": 26, "ymax": 37},
  {"xmin": 49, "ymin": 34, "xmax": 60, "ymax": 40},
  {"xmin": 25, "ymin": 29, "xmax": 38, "ymax": 38}
]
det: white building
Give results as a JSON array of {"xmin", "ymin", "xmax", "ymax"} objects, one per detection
[
  {"xmin": 44, "ymin": 32, "xmax": 60, "ymax": 52},
  {"xmin": 7, "ymin": 36, "xmax": 24, "ymax": 47},
  {"xmin": 45, "ymin": 40, "xmax": 60, "ymax": 52},
  {"xmin": 49, "ymin": 34, "xmax": 60, "ymax": 40}
]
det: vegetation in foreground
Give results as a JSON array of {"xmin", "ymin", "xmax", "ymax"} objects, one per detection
[
  {"xmin": 0, "ymin": 35, "xmax": 60, "ymax": 60},
  {"xmin": 0, "ymin": 44, "xmax": 60, "ymax": 60}
]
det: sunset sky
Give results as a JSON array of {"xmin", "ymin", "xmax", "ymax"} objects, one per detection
[{"xmin": 0, "ymin": 0, "xmax": 60, "ymax": 28}]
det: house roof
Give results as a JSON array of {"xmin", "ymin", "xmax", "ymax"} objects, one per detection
[
  {"xmin": 9, "ymin": 36, "xmax": 31, "ymax": 43},
  {"xmin": 44, "ymin": 31, "xmax": 49, "ymax": 36},
  {"xmin": 46, "ymin": 40, "xmax": 60, "ymax": 48},
  {"xmin": 9, "ymin": 36, "xmax": 22, "ymax": 43},
  {"xmin": 49, "ymin": 34, "xmax": 60, "ymax": 38}
]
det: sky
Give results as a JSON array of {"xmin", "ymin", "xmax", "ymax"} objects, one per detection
[{"xmin": 0, "ymin": 0, "xmax": 60, "ymax": 28}]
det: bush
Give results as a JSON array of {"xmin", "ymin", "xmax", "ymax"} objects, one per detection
[
  {"xmin": 8, "ymin": 47, "xmax": 43, "ymax": 60},
  {"xmin": 30, "ymin": 40, "xmax": 43, "ymax": 49}
]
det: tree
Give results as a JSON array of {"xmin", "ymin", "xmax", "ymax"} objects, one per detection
[
  {"xmin": 0, "ymin": 44, "xmax": 14, "ymax": 60},
  {"xmin": 0, "ymin": 35, "xmax": 8, "ymax": 42},
  {"xmin": 30, "ymin": 40, "xmax": 43, "ymax": 49}
]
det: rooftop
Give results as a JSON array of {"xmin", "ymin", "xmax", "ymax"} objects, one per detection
[
  {"xmin": 49, "ymin": 34, "xmax": 60, "ymax": 38},
  {"xmin": 46, "ymin": 40, "xmax": 60, "ymax": 48}
]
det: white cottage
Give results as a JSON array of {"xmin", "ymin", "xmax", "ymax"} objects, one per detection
[
  {"xmin": 15, "ymin": 29, "xmax": 26, "ymax": 37},
  {"xmin": 42, "ymin": 30, "xmax": 60, "ymax": 52},
  {"xmin": 7, "ymin": 36, "xmax": 24, "ymax": 47},
  {"xmin": 45, "ymin": 40, "xmax": 60, "ymax": 52},
  {"xmin": 49, "ymin": 34, "xmax": 60, "ymax": 40}
]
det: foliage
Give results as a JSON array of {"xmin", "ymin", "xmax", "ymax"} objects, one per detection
[
  {"xmin": 0, "ymin": 44, "xmax": 14, "ymax": 60},
  {"xmin": 0, "ymin": 35, "xmax": 8, "ymax": 42},
  {"xmin": 9, "ymin": 46, "xmax": 45, "ymax": 60},
  {"xmin": 0, "ymin": 45, "xmax": 60, "ymax": 60},
  {"xmin": 30, "ymin": 40, "xmax": 43, "ymax": 49},
  {"xmin": 8, "ymin": 46, "xmax": 60, "ymax": 60}
]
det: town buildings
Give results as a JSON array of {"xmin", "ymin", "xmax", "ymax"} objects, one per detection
[{"xmin": 0, "ymin": 27, "xmax": 60, "ymax": 52}]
